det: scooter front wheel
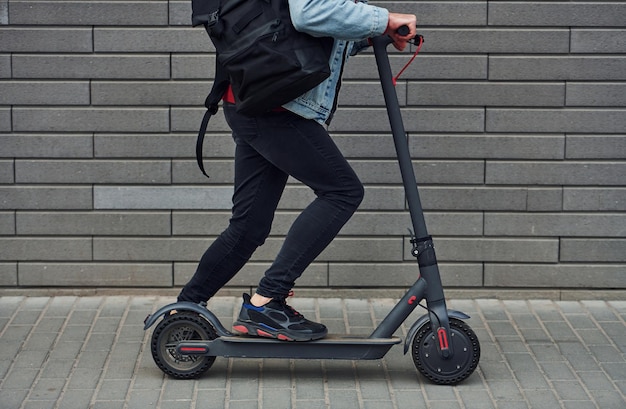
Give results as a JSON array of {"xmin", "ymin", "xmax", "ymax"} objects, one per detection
[
  {"xmin": 150, "ymin": 311, "xmax": 217, "ymax": 379},
  {"xmin": 411, "ymin": 317, "xmax": 480, "ymax": 385}
]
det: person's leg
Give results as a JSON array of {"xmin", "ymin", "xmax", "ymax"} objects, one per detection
[
  {"xmin": 177, "ymin": 104, "xmax": 289, "ymax": 303},
  {"xmin": 249, "ymin": 111, "xmax": 365, "ymax": 300},
  {"xmin": 228, "ymin": 109, "xmax": 363, "ymax": 341}
]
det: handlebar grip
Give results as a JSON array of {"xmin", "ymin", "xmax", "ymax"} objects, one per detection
[{"xmin": 397, "ymin": 25, "xmax": 410, "ymax": 36}]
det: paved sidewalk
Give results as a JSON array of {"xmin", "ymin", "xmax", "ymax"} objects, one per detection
[{"xmin": 0, "ymin": 295, "xmax": 624, "ymax": 409}]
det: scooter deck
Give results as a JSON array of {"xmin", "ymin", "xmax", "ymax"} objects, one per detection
[{"xmin": 177, "ymin": 333, "xmax": 402, "ymax": 360}]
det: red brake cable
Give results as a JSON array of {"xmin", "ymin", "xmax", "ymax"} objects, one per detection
[{"xmin": 393, "ymin": 35, "xmax": 424, "ymax": 86}]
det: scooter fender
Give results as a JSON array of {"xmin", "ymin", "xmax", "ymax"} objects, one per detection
[
  {"xmin": 403, "ymin": 310, "xmax": 471, "ymax": 354},
  {"xmin": 143, "ymin": 301, "xmax": 232, "ymax": 336}
]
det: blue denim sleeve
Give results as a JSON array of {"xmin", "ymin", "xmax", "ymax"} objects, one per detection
[{"xmin": 288, "ymin": 0, "xmax": 389, "ymax": 40}]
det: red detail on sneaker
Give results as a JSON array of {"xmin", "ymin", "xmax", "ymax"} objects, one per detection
[
  {"xmin": 277, "ymin": 334, "xmax": 293, "ymax": 341},
  {"xmin": 233, "ymin": 325, "xmax": 249, "ymax": 334},
  {"xmin": 408, "ymin": 296, "xmax": 417, "ymax": 305},
  {"xmin": 257, "ymin": 329, "xmax": 273, "ymax": 338}
]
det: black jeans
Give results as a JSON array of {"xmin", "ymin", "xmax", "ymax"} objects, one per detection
[{"xmin": 178, "ymin": 103, "xmax": 364, "ymax": 302}]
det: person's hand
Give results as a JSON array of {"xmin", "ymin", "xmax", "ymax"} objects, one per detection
[{"xmin": 385, "ymin": 13, "xmax": 417, "ymax": 51}]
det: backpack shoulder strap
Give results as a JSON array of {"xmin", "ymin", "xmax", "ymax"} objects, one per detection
[{"xmin": 196, "ymin": 60, "xmax": 230, "ymax": 178}]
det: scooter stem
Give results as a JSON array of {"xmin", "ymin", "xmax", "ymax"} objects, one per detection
[{"xmin": 371, "ymin": 32, "xmax": 453, "ymax": 358}]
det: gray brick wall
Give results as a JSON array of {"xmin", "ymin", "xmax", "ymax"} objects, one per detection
[{"xmin": 0, "ymin": 1, "xmax": 624, "ymax": 295}]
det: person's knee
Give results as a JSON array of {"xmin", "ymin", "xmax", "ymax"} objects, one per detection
[
  {"xmin": 225, "ymin": 216, "xmax": 272, "ymax": 248},
  {"xmin": 348, "ymin": 181, "xmax": 365, "ymax": 209},
  {"xmin": 334, "ymin": 178, "xmax": 364, "ymax": 211}
]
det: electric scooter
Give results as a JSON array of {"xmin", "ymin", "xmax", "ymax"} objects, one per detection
[{"xmin": 144, "ymin": 28, "xmax": 481, "ymax": 385}]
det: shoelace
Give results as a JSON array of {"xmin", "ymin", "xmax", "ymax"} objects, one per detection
[{"xmin": 276, "ymin": 296, "xmax": 303, "ymax": 319}]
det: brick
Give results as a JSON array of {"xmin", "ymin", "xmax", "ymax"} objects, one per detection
[
  {"xmin": 560, "ymin": 239, "xmax": 626, "ymax": 262},
  {"xmin": 330, "ymin": 108, "xmax": 485, "ymax": 133},
  {"xmin": 489, "ymin": 56, "xmax": 626, "ymax": 80},
  {"xmin": 417, "ymin": 28, "xmax": 568, "ymax": 53},
  {"xmin": 0, "ymin": 80, "xmax": 89, "ymax": 105},
  {"xmin": 419, "ymin": 187, "xmax": 528, "ymax": 211},
  {"xmin": 15, "ymin": 160, "xmax": 171, "ymax": 184},
  {"xmin": 94, "ymin": 27, "xmax": 210, "ymax": 52},
  {"xmin": 0, "ymin": 107, "xmax": 9, "ymax": 131},
  {"xmin": 490, "ymin": 108, "xmax": 626, "ymax": 133},
  {"xmin": 372, "ymin": 1, "xmax": 487, "ymax": 26},
  {"xmin": 432, "ymin": 237, "xmax": 558, "ymax": 263},
  {"xmin": 329, "ymin": 262, "xmax": 482, "ymax": 287},
  {"xmin": 9, "ymin": 1, "xmax": 168, "ymax": 25},
  {"xmin": 351, "ymin": 160, "xmax": 484, "ymax": 184},
  {"xmin": 91, "ymin": 81, "xmax": 210, "ymax": 105},
  {"xmin": 572, "ymin": 29, "xmax": 626, "ymax": 53},
  {"xmin": 345, "ymin": 55, "xmax": 487, "ymax": 80},
  {"xmin": 12, "ymin": 55, "xmax": 170, "ymax": 79},
  {"xmin": 175, "ymin": 261, "xmax": 327, "ymax": 287},
  {"xmin": 0, "ymin": 211, "xmax": 14, "ymax": 234},
  {"xmin": 527, "ymin": 188, "xmax": 563, "ymax": 211},
  {"xmin": 408, "ymin": 82, "xmax": 564, "ymax": 106},
  {"xmin": 13, "ymin": 108, "xmax": 169, "ymax": 132},
  {"xmin": 0, "ymin": 134, "xmax": 93, "ymax": 158},
  {"xmin": 485, "ymin": 264, "xmax": 626, "ymax": 288},
  {"xmin": 171, "ymin": 107, "xmax": 230, "ymax": 132},
  {"xmin": 566, "ymin": 135, "xmax": 626, "ymax": 159},
  {"xmin": 488, "ymin": 2, "xmax": 626, "ymax": 26},
  {"xmin": 95, "ymin": 133, "xmax": 233, "ymax": 159},
  {"xmin": 339, "ymin": 81, "xmax": 406, "ymax": 106},
  {"xmin": 171, "ymin": 54, "xmax": 216, "ymax": 79},
  {"xmin": 564, "ymin": 188, "xmax": 625, "ymax": 211},
  {"xmin": 0, "ymin": 238, "xmax": 91, "ymax": 261},
  {"xmin": 485, "ymin": 213, "xmax": 625, "ymax": 237},
  {"xmin": 0, "ymin": 160, "xmax": 13, "ymax": 183},
  {"xmin": 320, "ymin": 237, "xmax": 402, "ymax": 262},
  {"xmin": 0, "ymin": 0, "xmax": 6, "ymax": 24},
  {"xmin": 347, "ymin": 211, "xmax": 483, "ymax": 236},
  {"xmin": 566, "ymin": 83, "xmax": 626, "ymax": 106},
  {"xmin": 0, "ymin": 54, "xmax": 9, "ymax": 78},
  {"xmin": 0, "ymin": 27, "xmax": 92, "ymax": 52},
  {"xmin": 0, "ymin": 186, "xmax": 93, "ymax": 210},
  {"xmin": 486, "ymin": 161, "xmax": 625, "ymax": 185},
  {"xmin": 169, "ymin": 0, "xmax": 190, "ymax": 26},
  {"xmin": 93, "ymin": 186, "xmax": 234, "ymax": 210},
  {"xmin": 390, "ymin": 134, "xmax": 559, "ymax": 160},
  {"xmin": 0, "ymin": 263, "xmax": 17, "ymax": 286},
  {"xmin": 333, "ymin": 133, "xmax": 403, "ymax": 158},
  {"xmin": 18, "ymin": 263, "xmax": 172, "ymax": 287},
  {"xmin": 16, "ymin": 211, "xmax": 171, "ymax": 236}
]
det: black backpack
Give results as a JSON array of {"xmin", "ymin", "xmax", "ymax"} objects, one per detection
[{"xmin": 192, "ymin": 0, "xmax": 333, "ymax": 177}]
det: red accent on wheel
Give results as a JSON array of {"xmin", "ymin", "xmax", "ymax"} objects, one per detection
[{"xmin": 437, "ymin": 327, "xmax": 449, "ymax": 350}]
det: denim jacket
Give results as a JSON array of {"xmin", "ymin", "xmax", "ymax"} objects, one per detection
[{"xmin": 283, "ymin": 0, "xmax": 389, "ymax": 125}]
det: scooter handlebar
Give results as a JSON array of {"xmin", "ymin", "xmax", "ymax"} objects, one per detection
[{"xmin": 397, "ymin": 25, "xmax": 410, "ymax": 37}]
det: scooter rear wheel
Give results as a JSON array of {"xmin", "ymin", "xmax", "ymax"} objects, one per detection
[
  {"xmin": 411, "ymin": 317, "xmax": 480, "ymax": 385},
  {"xmin": 150, "ymin": 311, "xmax": 217, "ymax": 379}
]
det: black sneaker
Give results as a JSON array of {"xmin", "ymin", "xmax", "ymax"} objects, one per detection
[{"xmin": 232, "ymin": 293, "xmax": 327, "ymax": 341}]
